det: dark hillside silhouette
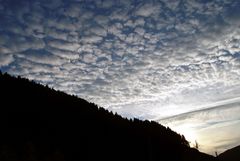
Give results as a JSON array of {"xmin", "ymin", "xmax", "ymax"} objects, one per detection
[
  {"xmin": 218, "ymin": 145, "xmax": 240, "ymax": 161},
  {"xmin": 0, "ymin": 71, "xmax": 215, "ymax": 161}
]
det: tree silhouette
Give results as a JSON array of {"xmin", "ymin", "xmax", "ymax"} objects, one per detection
[
  {"xmin": 0, "ymin": 71, "xmax": 216, "ymax": 161},
  {"xmin": 195, "ymin": 140, "xmax": 199, "ymax": 150}
]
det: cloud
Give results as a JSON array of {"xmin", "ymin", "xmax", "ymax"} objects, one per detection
[
  {"xmin": 18, "ymin": 49, "xmax": 66, "ymax": 66},
  {"xmin": 0, "ymin": 54, "xmax": 14, "ymax": 67},
  {"xmin": 47, "ymin": 39, "xmax": 80, "ymax": 52},
  {"xmin": 80, "ymin": 35, "xmax": 103, "ymax": 44},
  {"xmin": 158, "ymin": 98, "xmax": 240, "ymax": 154},
  {"xmin": 0, "ymin": 1, "xmax": 240, "ymax": 154},
  {"xmin": 135, "ymin": 3, "xmax": 161, "ymax": 17},
  {"xmin": 46, "ymin": 47, "xmax": 79, "ymax": 60}
]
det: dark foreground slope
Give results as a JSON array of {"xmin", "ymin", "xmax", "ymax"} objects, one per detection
[
  {"xmin": 0, "ymin": 72, "xmax": 215, "ymax": 161},
  {"xmin": 218, "ymin": 145, "xmax": 240, "ymax": 161}
]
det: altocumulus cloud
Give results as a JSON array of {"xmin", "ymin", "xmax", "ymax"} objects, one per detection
[{"xmin": 0, "ymin": 0, "xmax": 240, "ymax": 153}]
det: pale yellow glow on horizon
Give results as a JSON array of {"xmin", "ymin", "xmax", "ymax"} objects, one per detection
[
  {"xmin": 157, "ymin": 96, "xmax": 240, "ymax": 155},
  {"xmin": 161, "ymin": 117, "xmax": 240, "ymax": 155},
  {"xmin": 169, "ymin": 124, "xmax": 199, "ymax": 148}
]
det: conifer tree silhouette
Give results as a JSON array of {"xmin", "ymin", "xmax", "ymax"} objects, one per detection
[{"xmin": 0, "ymin": 72, "xmax": 216, "ymax": 161}]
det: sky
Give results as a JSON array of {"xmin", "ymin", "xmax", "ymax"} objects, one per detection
[{"xmin": 0, "ymin": 0, "xmax": 240, "ymax": 155}]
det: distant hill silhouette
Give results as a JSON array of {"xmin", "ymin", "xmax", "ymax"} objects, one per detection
[
  {"xmin": 218, "ymin": 145, "xmax": 240, "ymax": 161},
  {"xmin": 0, "ymin": 71, "xmax": 216, "ymax": 161}
]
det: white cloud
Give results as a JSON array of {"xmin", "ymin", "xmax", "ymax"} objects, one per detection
[
  {"xmin": 45, "ymin": 27, "xmax": 69, "ymax": 41},
  {"xmin": 135, "ymin": 3, "xmax": 161, "ymax": 17},
  {"xmin": 0, "ymin": 0, "xmax": 240, "ymax": 154},
  {"xmin": 94, "ymin": 15, "xmax": 109, "ymax": 26},
  {"xmin": 18, "ymin": 49, "xmax": 66, "ymax": 66},
  {"xmin": 80, "ymin": 35, "xmax": 103, "ymax": 44},
  {"xmin": 46, "ymin": 47, "xmax": 80, "ymax": 60},
  {"xmin": 82, "ymin": 53, "xmax": 97, "ymax": 64},
  {"xmin": 0, "ymin": 46, "xmax": 12, "ymax": 54},
  {"xmin": 134, "ymin": 27, "xmax": 145, "ymax": 36},
  {"xmin": 159, "ymin": 98, "xmax": 240, "ymax": 154},
  {"xmin": 56, "ymin": 17, "xmax": 78, "ymax": 31},
  {"xmin": 63, "ymin": 3, "xmax": 82, "ymax": 18},
  {"xmin": 0, "ymin": 54, "xmax": 14, "ymax": 67},
  {"xmin": 47, "ymin": 39, "xmax": 80, "ymax": 52},
  {"xmin": 89, "ymin": 26, "xmax": 108, "ymax": 37},
  {"xmin": 163, "ymin": 0, "xmax": 180, "ymax": 11},
  {"xmin": 99, "ymin": 0, "xmax": 114, "ymax": 9},
  {"xmin": 6, "ymin": 36, "xmax": 45, "ymax": 53}
]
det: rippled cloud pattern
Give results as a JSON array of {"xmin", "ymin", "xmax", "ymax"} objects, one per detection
[{"xmin": 0, "ymin": 0, "xmax": 240, "ymax": 153}]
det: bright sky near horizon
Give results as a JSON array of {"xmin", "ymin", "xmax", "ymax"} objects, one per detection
[{"xmin": 0, "ymin": 0, "xmax": 240, "ymax": 155}]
